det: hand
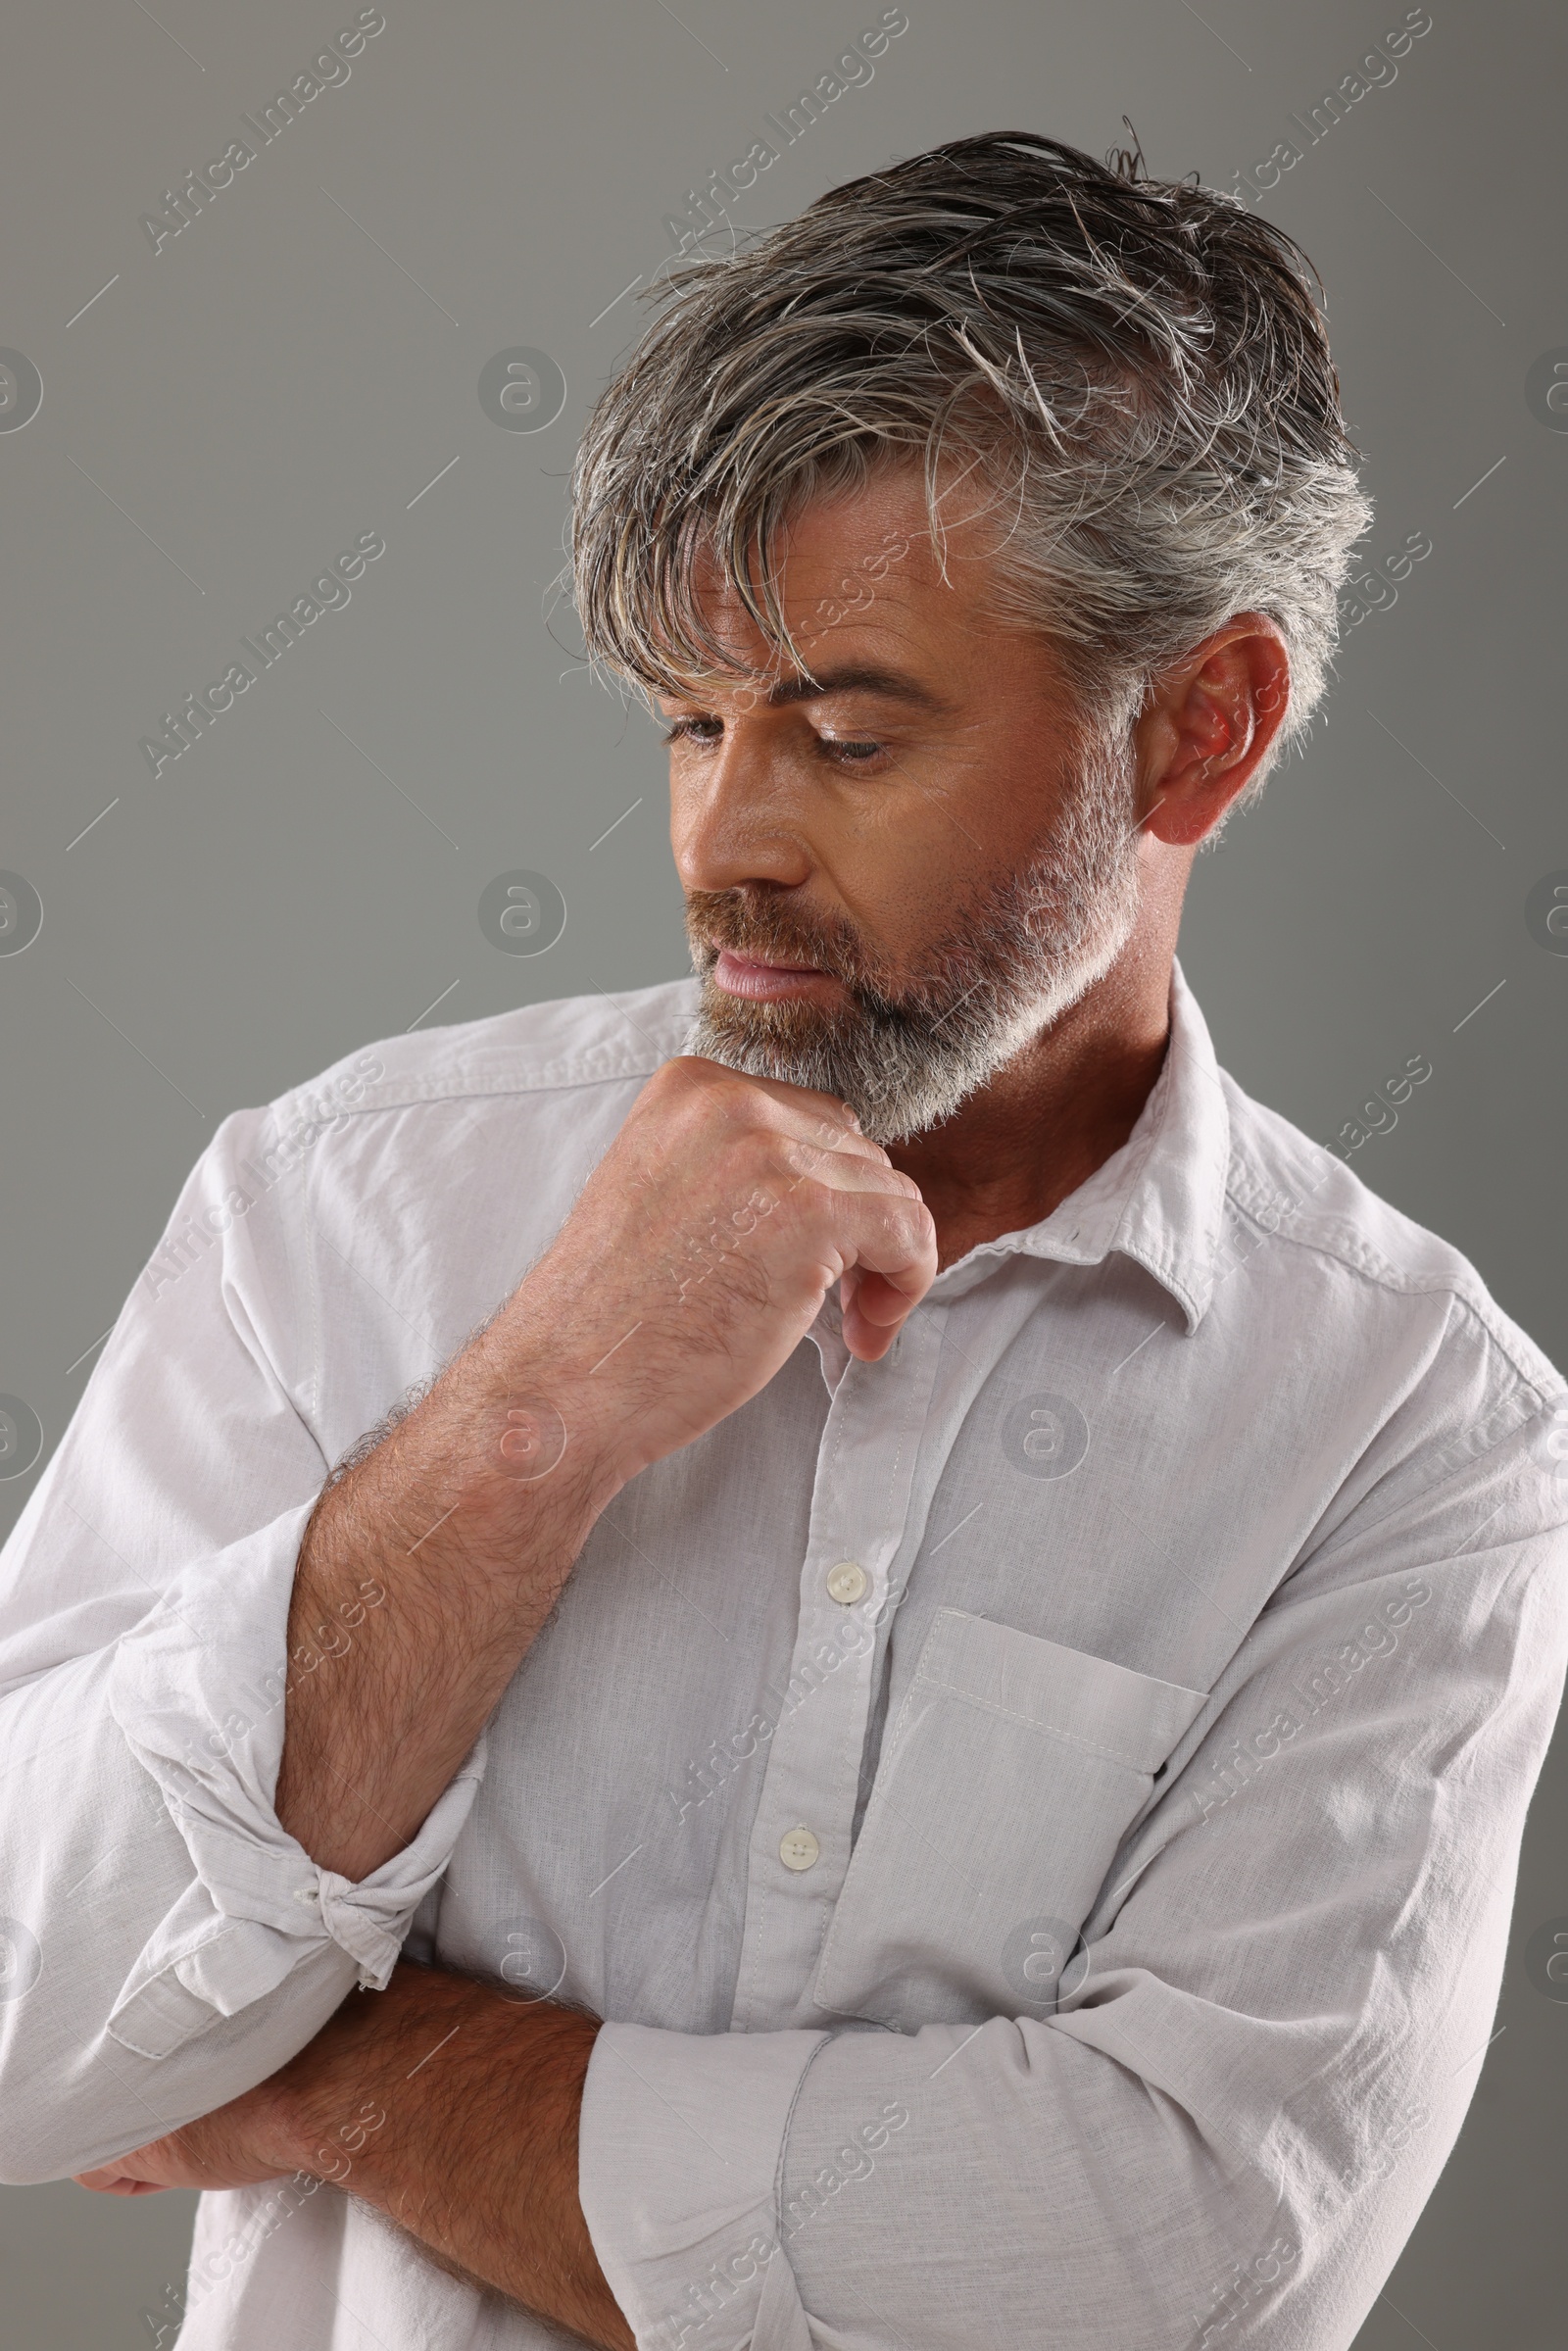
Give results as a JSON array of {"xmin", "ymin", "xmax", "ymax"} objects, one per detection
[
  {"xmin": 76, "ymin": 1965, "xmax": 633, "ymax": 2349},
  {"xmin": 501, "ymin": 1056, "xmax": 937, "ymax": 1492},
  {"xmin": 271, "ymin": 1061, "xmax": 935, "ymax": 1887}
]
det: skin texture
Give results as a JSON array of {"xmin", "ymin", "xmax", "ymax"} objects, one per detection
[
  {"xmin": 664, "ymin": 470, "xmax": 1288, "ymax": 1260},
  {"xmin": 74, "ymin": 466, "xmax": 1288, "ymax": 2349}
]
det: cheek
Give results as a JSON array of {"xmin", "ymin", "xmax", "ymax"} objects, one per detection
[{"xmin": 818, "ymin": 831, "xmax": 959, "ymax": 969}]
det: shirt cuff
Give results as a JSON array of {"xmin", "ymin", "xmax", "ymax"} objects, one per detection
[
  {"xmin": 579, "ymin": 2020, "xmax": 829, "ymax": 2351},
  {"xmin": 103, "ymin": 1498, "xmax": 485, "ymax": 2058}
]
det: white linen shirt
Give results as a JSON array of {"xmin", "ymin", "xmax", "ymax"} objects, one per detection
[{"xmin": 1, "ymin": 964, "xmax": 1564, "ymax": 2351}]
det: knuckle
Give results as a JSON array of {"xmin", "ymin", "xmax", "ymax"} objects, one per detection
[
  {"xmin": 878, "ymin": 1193, "xmax": 932, "ymax": 1253},
  {"xmin": 650, "ymin": 1055, "xmax": 700, "ymax": 1100},
  {"xmin": 880, "ymin": 1198, "xmax": 915, "ymax": 1247},
  {"xmin": 767, "ymin": 1174, "xmax": 817, "ymax": 1231}
]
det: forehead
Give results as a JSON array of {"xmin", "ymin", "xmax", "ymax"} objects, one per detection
[{"xmin": 673, "ymin": 465, "xmax": 1006, "ymax": 694}]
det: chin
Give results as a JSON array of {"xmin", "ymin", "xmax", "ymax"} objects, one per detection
[
  {"xmin": 687, "ymin": 981, "xmax": 980, "ymax": 1146},
  {"xmin": 687, "ymin": 921, "xmax": 1136, "ymax": 1147}
]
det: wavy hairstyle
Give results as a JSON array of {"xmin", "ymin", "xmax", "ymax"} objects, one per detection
[{"xmin": 570, "ymin": 130, "xmax": 1371, "ymax": 787}]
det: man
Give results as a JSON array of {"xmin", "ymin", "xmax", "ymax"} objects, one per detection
[{"xmin": 1, "ymin": 131, "xmax": 1563, "ymax": 2351}]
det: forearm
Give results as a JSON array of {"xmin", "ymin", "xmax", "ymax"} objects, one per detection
[
  {"xmin": 270, "ymin": 1965, "xmax": 633, "ymax": 2349},
  {"xmin": 78, "ymin": 1962, "xmax": 634, "ymax": 2346},
  {"xmin": 273, "ymin": 1060, "xmax": 927, "ymax": 1886},
  {"xmin": 275, "ymin": 1317, "xmax": 615, "ymax": 1882}
]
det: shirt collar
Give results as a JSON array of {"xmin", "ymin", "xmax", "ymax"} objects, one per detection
[{"xmin": 923, "ymin": 958, "xmax": 1231, "ymax": 1333}]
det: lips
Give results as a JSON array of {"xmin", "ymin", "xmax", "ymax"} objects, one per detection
[{"xmin": 710, "ymin": 948, "xmax": 838, "ymax": 1002}]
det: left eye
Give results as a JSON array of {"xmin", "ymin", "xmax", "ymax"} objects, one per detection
[{"xmin": 820, "ymin": 735, "xmax": 883, "ymax": 763}]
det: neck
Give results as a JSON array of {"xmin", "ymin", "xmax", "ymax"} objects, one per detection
[{"xmin": 888, "ymin": 929, "xmax": 1177, "ymax": 1270}]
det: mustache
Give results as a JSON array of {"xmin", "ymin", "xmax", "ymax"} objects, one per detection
[{"xmin": 684, "ymin": 890, "xmax": 889, "ymax": 1000}]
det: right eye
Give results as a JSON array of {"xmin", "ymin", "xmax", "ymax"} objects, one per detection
[{"xmin": 662, "ymin": 715, "xmax": 723, "ymax": 747}]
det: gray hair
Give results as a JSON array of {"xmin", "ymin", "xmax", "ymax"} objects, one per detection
[{"xmin": 570, "ymin": 130, "xmax": 1372, "ymax": 789}]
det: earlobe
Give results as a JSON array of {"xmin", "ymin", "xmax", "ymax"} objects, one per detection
[
  {"xmin": 1139, "ymin": 750, "xmax": 1246, "ymax": 850},
  {"xmin": 1137, "ymin": 617, "xmax": 1289, "ymax": 848},
  {"xmin": 1140, "ymin": 778, "xmax": 1224, "ymax": 850}
]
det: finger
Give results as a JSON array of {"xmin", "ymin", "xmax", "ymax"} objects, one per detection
[
  {"xmin": 779, "ymin": 1118, "xmax": 892, "ymax": 1173},
  {"xmin": 837, "ymin": 1190, "xmax": 937, "ymax": 1288},
  {"xmin": 687, "ymin": 1060, "xmax": 863, "ymax": 1128},
  {"xmin": 840, "ymin": 1268, "xmax": 921, "ymax": 1362},
  {"xmin": 780, "ymin": 1136, "xmax": 918, "ymax": 1196},
  {"xmin": 825, "ymin": 1190, "xmax": 938, "ymax": 1357},
  {"xmin": 668, "ymin": 1058, "xmax": 875, "ymax": 1157},
  {"xmin": 750, "ymin": 1090, "xmax": 890, "ymax": 1169},
  {"xmin": 74, "ymin": 2169, "xmax": 168, "ymax": 2195},
  {"xmin": 853, "ymin": 1269, "xmax": 921, "ymax": 1327}
]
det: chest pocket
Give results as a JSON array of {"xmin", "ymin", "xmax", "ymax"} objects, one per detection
[{"xmin": 811, "ymin": 1608, "xmax": 1208, "ymax": 2032}]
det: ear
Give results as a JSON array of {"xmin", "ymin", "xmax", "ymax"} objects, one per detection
[{"xmin": 1133, "ymin": 615, "xmax": 1292, "ymax": 847}]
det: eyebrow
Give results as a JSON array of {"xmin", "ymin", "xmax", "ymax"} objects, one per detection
[
  {"xmin": 658, "ymin": 661, "xmax": 955, "ymax": 722},
  {"xmin": 763, "ymin": 662, "xmax": 949, "ymax": 711},
  {"xmin": 659, "ymin": 662, "xmax": 949, "ymax": 716}
]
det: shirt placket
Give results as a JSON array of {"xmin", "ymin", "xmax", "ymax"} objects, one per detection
[{"xmin": 729, "ymin": 1302, "xmax": 948, "ymax": 2032}]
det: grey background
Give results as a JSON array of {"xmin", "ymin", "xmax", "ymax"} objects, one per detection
[{"xmin": 0, "ymin": 0, "xmax": 1563, "ymax": 2342}]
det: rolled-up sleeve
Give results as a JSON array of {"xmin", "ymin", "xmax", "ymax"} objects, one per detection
[
  {"xmin": 580, "ymin": 2021, "xmax": 829, "ymax": 2351},
  {"xmin": 575, "ymin": 1408, "xmax": 1568, "ymax": 2351},
  {"xmin": 102, "ymin": 1500, "xmax": 482, "ymax": 2057},
  {"xmin": 0, "ymin": 1102, "xmax": 482, "ymax": 2180}
]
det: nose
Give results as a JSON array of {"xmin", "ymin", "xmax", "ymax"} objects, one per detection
[{"xmin": 670, "ymin": 718, "xmax": 813, "ymax": 898}]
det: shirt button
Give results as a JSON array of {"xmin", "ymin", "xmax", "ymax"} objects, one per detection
[
  {"xmin": 779, "ymin": 1826, "xmax": 820, "ymax": 1873},
  {"xmin": 825, "ymin": 1559, "xmax": 868, "ymax": 1605},
  {"xmin": 293, "ymin": 1884, "xmax": 320, "ymax": 1908}
]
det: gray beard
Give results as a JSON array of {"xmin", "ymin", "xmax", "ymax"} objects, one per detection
[{"xmin": 686, "ymin": 734, "xmax": 1143, "ymax": 1145}]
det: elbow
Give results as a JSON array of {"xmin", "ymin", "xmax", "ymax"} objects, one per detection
[
  {"xmin": 0, "ymin": 1947, "xmax": 356, "ymax": 2183},
  {"xmin": 0, "ymin": 2095, "xmax": 103, "ymax": 2187}
]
